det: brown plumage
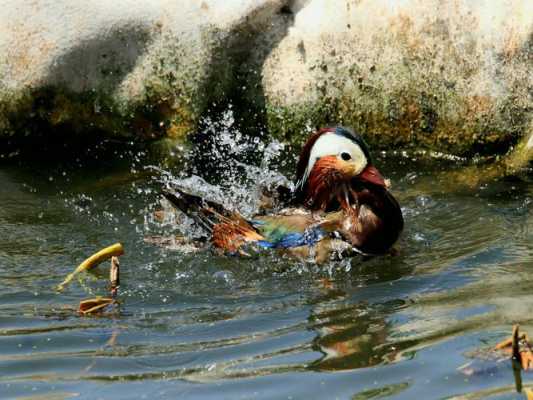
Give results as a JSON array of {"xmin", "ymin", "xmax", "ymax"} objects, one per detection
[
  {"xmin": 291, "ymin": 126, "xmax": 403, "ymax": 254},
  {"xmin": 163, "ymin": 126, "xmax": 403, "ymax": 259},
  {"xmin": 305, "ymin": 156, "xmax": 347, "ymax": 210},
  {"xmin": 324, "ymin": 185, "xmax": 403, "ymax": 255},
  {"xmin": 212, "ymin": 220, "xmax": 263, "ymax": 253},
  {"xmin": 162, "ymin": 189, "xmax": 264, "ymax": 254}
]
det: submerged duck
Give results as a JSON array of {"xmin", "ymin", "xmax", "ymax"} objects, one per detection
[{"xmin": 163, "ymin": 126, "xmax": 403, "ymax": 261}]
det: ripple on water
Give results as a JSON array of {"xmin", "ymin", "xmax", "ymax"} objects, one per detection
[{"xmin": 1, "ymin": 139, "xmax": 532, "ymax": 399}]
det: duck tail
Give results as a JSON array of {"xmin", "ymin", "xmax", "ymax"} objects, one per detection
[
  {"xmin": 162, "ymin": 188, "xmax": 223, "ymax": 234},
  {"xmin": 162, "ymin": 189, "xmax": 264, "ymax": 252}
]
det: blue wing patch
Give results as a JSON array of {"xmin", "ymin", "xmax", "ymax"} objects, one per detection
[{"xmin": 255, "ymin": 227, "xmax": 327, "ymax": 249}]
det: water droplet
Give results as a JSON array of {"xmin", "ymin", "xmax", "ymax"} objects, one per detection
[
  {"xmin": 212, "ymin": 270, "xmax": 234, "ymax": 284},
  {"xmin": 415, "ymin": 195, "xmax": 434, "ymax": 208}
]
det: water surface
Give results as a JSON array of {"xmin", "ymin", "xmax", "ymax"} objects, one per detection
[{"xmin": 1, "ymin": 131, "xmax": 533, "ymax": 400}]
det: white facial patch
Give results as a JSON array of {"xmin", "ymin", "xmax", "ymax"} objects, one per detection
[{"xmin": 298, "ymin": 132, "xmax": 368, "ymax": 188}]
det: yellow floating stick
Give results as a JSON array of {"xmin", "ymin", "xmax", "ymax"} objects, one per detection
[{"xmin": 57, "ymin": 243, "xmax": 124, "ymax": 292}]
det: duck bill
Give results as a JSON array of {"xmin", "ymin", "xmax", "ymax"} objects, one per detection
[{"xmin": 358, "ymin": 164, "xmax": 387, "ymax": 187}]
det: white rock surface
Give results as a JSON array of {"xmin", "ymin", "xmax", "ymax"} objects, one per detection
[
  {"xmin": 261, "ymin": 0, "xmax": 533, "ymax": 153},
  {"xmin": 0, "ymin": 0, "xmax": 531, "ymax": 155},
  {"xmin": 0, "ymin": 0, "xmax": 286, "ymax": 138}
]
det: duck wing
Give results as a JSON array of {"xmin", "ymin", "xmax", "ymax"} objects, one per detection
[
  {"xmin": 163, "ymin": 189, "xmax": 334, "ymax": 254},
  {"xmin": 251, "ymin": 211, "xmax": 329, "ymax": 249}
]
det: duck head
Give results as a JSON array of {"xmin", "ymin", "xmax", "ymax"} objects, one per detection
[{"xmin": 294, "ymin": 126, "xmax": 387, "ymax": 210}]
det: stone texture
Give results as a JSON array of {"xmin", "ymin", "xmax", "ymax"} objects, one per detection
[
  {"xmin": 0, "ymin": 0, "xmax": 286, "ymax": 141},
  {"xmin": 261, "ymin": 0, "xmax": 532, "ymax": 155},
  {"xmin": 0, "ymin": 0, "xmax": 531, "ymax": 157}
]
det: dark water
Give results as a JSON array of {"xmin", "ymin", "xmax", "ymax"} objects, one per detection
[{"xmin": 1, "ymin": 132, "xmax": 533, "ymax": 400}]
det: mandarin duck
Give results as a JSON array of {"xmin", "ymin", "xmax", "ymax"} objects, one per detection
[{"xmin": 163, "ymin": 126, "xmax": 403, "ymax": 262}]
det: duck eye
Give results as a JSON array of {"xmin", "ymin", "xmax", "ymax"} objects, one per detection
[{"xmin": 341, "ymin": 152, "xmax": 351, "ymax": 161}]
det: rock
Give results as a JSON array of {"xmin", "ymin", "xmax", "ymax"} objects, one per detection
[
  {"xmin": 1, "ymin": 0, "xmax": 531, "ymax": 159},
  {"xmin": 261, "ymin": 0, "xmax": 532, "ymax": 155},
  {"xmin": 0, "ymin": 0, "xmax": 286, "ymax": 142}
]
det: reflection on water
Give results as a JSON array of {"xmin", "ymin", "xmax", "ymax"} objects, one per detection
[{"xmin": 0, "ymin": 122, "xmax": 532, "ymax": 399}]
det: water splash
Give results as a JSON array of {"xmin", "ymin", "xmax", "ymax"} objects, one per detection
[{"xmin": 147, "ymin": 108, "xmax": 292, "ymax": 245}]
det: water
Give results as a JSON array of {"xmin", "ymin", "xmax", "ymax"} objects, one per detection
[{"xmin": 1, "ymin": 126, "xmax": 532, "ymax": 399}]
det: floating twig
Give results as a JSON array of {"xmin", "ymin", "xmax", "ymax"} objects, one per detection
[
  {"xmin": 494, "ymin": 324, "xmax": 533, "ymax": 372},
  {"xmin": 77, "ymin": 254, "xmax": 122, "ymax": 316},
  {"xmin": 78, "ymin": 297, "xmax": 115, "ymax": 315},
  {"xmin": 57, "ymin": 243, "xmax": 124, "ymax": 291},
  {"xmin": 512, "ymin": 325, "xmax": 521, "ymax": 362},
  {"xmin": 110, "ymin": 256, "xmax": 120, "ymax": 298}
]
